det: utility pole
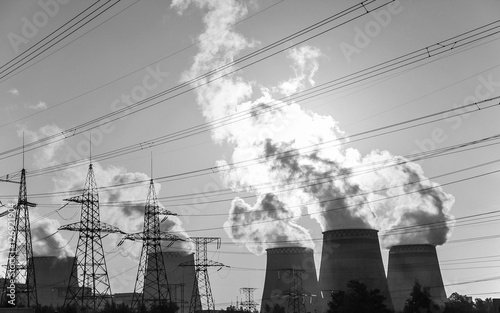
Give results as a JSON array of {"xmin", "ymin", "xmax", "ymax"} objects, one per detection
[
  {"xmin": 118, "ymin": 178, "xmax": 183, "ymax": 312},
  {"xmin": 240, "ymin": 287, "xmax": 257, "ymax": 312},
  {"xmin": 0, "ymin": 168, "xmax": 37, "ymax": 307},
  {"xmin": 59, "ymin": 163, "xmax": 123, "ymax": 311},
  {"xmin": 180, "ymin": 237, "xmax": 227, "ymax": 313}
]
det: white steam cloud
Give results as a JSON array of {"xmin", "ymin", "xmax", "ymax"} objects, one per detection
[
  {"xmin": 175, "ymin": 0, "xmax": 454, "ymax": 252},
  {"xmin": 31, "ymin": 216, "xmax": 73, "ymax": 258}
]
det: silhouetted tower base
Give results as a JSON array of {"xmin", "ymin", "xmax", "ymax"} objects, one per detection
[
  {"xmin": 59, "ymin": 164, "xmax": 123, "ymax": 312},
  {"xmin": 180, "ymin": 237, "xmax": 226, "ymax": 313},
  {"xmin": 118, "ymin": 179, "xmax": 183, "ymax": 312},
  {"xmin": 1, "ymin": 168, "xmax": 38, "ymax": 307},
  {"xmin": 240, "ymin": 288, "xmax": 257, "ymax": 312},
  {"xmin": 282, "ymin": 269, "xmax": 306, "ymax": 313}
]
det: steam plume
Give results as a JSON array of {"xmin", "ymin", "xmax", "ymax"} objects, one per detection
[
  {"xmin": 31, "ymin": 216, "xmax": 73, "ymax": 258},
  {"xmin": 173, "ymin": 0, "xmax": 454, "ymax": 251}
]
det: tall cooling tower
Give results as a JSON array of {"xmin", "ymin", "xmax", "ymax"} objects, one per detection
[
  {"xmin": 145, "ymin": 252, "xmax": 198, "ymax": 312},
  {"xmin": 318, "ymin": 229, "xmax": 393, "ymax": 311},
  {"xmin": 261, "ymin": 247, "xmax": 319, "ymax": 313},
  {"xmin": 31, "ymin": 256, "xmax": 75, "ymax": 307},
  {"xmin": 387, "ymin": 244, "xmax": 447, "ymax": 312}
]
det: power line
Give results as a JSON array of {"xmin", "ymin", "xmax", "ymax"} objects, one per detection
[
  {"xmin": 3, "ymin": 130, "xmax": 497, "ymax": 207},
  {"xmin": 2, "ymin": 3, "xmax": 496, "ymax": 163},
  {"xmin": 2, "ymin": 94, "xmax": 498, "ymax": 201},
  {"xmin": 0, "ymin": 0, "xmax": 131, "ymax": 83},
  {"xmin": 0, "ymin": 0, "xmax": 285, "ymax": 129}
]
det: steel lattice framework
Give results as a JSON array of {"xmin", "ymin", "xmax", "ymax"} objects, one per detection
[
  {"xmin": 283, "ymin": 269, "xmax": 306, "ymax": 313},
  {"xmin": 118, "ymin": 179, "xmax": 183, "ymax": 312},
  {"xmin": 58, "ymin": 164, "xmax": 123, "ymax": 311},
  {"xmin": 0, "ymin": 168, "xmax": 37, "ymax": 307},
  {"xmin": 240, "ymin": 288, "xmax": 257, "ymax": 312},
  {"xmin": 180, "ymin": 237, "xmax": 226, "ymax": 313}
]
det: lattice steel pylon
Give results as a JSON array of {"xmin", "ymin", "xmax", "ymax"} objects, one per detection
[
  {"xmin": 282, "ymin": 269, "xmax": 307, "ymax": 313},
  {"xmin": 240, "ymin": 288, "xmax": 257, "ymax": 312},
  {"xmin": 58, "ymin": 164, "xmax": 123, "ymax": 312},
  {"xmin": 118, "ymin": 178, "xmax": 183, "ymax": 312},
  {"xmin": 180, "ymin": 237, "xmax": 227, "ymax": 313},
  {"xmin": 0, "ymin": 168, "xmax": 38, "ymax": 307}
]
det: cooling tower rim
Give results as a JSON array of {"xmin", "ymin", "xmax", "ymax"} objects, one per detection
[
  {"xmin": 30, "ymin": 255, "xmax": 75, "ymax": 261},
  {"xmin": 159, "ymin": 251, "xmax": 195, "ymax": 257},
  {"xmin": 389, "ymin": 244, "xmax": 437, "ymax": 253},
  {"xmin": 322, "ymin": 228, "xmax": 378, "ymax": 238},
  {"xmin": 265, "ymin": 246, "xmax": 313, "ymax": 254}
]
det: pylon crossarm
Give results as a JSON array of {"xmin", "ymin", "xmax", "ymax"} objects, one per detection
[
  {"xmin": 58, "ymin": 221, "xmax": 81, "ymax": 231},
  {"xmin": 59, "ymin": 221, "xmax": 123, "ymax": 234},
  {"xmin": 158, "ymin": 232, "xmax": 184, "ymax": 241},
  {"xmin": 99, "ymin": 221, "xmax": 125, "ymax": 234},
  {"xmin": 158, "ymin": 207, "xmax": 177, "ymax": 216},
  {"xmin": 18, "ymin": 199, "xmax": 36, "ymax": 207},
  {"xmin": 63, "ymin": 195, "xmax": 97, "ymax": 204}
]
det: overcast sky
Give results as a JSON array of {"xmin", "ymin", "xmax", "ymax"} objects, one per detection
[{"xmin": 1, "ymin": 0, "xmax": 500, "ymax": 308}]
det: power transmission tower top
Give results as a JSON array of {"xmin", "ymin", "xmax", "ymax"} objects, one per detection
[
  {"xmin": 58, "ymin": 164, "xmax": 123, "ymax": 312},
  {"xmin": 1, "ymin": 168, "xmax": 38, "ymax": 307},
  {"xmin": 180, "ymin": 237, "xmax": 228, "ymax": 313},
  {"xmin": 240, "ymin": 288, "xmax": 257, "ymax": 312},
  {"xmin": 118, "ymin": 178, "xmax": 184, "ymax": 312}
]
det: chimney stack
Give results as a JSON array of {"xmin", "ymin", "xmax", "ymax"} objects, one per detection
[
  {"xmin": 145, "ymin": 251, "xmax": 198, "ymax": 312},
  {"xmin": 318, "ymin": 229, "xmax": 393, "ymax": 311},
  {"xmin": 387, "ymin": 244, "xmax": 447, "ymax": 312},
  {"xmin": 261, "ymin": 247, "xmax": 319, "ymax": 313},
  {"xmin": 31, "ymin": 256, "xmax": 75, "ymax": 307}
]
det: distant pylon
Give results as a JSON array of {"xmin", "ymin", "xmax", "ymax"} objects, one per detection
[
  {"xmin": 180, "ymin": 237, "xmax": 227, "ymax": 313},
  {"xmin": 118, "ymin": 178, "xmax": 183, "ymax": 312},
  {"xmin": 169, "ymin": 283, "xmax": 187, "ymax": 313},
  {"xmin": 58, "ymin": 164, "xmax": 123, "ymax": 311},
  {"xmin": 240, "ymin": 287, "xmax": 257, "ymax": 312},
  {"xmin": 282, "ymin": 269, "xmax": 306, "ymax": 313},
  {"xmin": 0, "ymin": 168, "xmax": 38, "ymax": 307}
]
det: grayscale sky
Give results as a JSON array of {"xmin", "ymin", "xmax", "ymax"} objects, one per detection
[{"xmin": 0, "ymin": 0, "xmax": 499, "ymax": 308}]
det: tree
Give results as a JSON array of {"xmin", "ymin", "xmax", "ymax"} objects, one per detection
[
  {"xmin": 474, "ymin": 298, "xmax": 493, "ymax": 313},
  {"xmin": 327, "ymin": 280, "xmax": 392, "ymax": 313},
  {"xmin": 403, "ymin": 281, "xmax": 432, "ymax": 313},
  {"xmin": 443, "ymin": 292, "xmax": 474, "ymax": 313},
  {"xmin": 263, "ymin": 303, "xmax": 286, "ymax": 313},
  {"xmin": 100, "ymin": 302, "xmax": 133, "ymax": 313}
]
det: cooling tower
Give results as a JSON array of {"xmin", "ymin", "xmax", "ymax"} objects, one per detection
[
  {"xmin": 387, "ymin": 244, "xmax": 447, "ymax": 312},
  {"xmin": 144, "ymin": 251, "xmax": 198, "ymax": 311},
  {"xmin": 31, "ymin": 256, "xmax": 75, "ymax": 307},
  {"xmin": 318, "ymin": 229, "xmax": 393, "ymax": 311},
  {"xmin": 260, "ymin": 247, "xmax": 319, "ymax": 313}
]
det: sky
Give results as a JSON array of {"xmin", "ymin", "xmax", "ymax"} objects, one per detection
[{"xmin": 0, "ymin": 0, "xmax": 500, "ymax": 309}]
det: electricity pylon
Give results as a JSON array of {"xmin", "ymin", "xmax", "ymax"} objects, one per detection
[
  {"xmin": 58, "ymin": 163, "xmax": 123, "ymax": 311},
  {"xmin": 180, "ymin": 237, "xmax": 227, "ymax": 313},
  {"xmin": 118, "ymin": 178, "xmax": 183, "ymax": 312},
  {"xmin": 282, "ymin": 269, "xmax": 307, "ymax": 313},
  {"xmin": 240, "ymin": 288, "xmax": 257, "ymax": 312},
  {"xmin": 0, "ymin": 168, "xmax": 38, "ymax": 307}
]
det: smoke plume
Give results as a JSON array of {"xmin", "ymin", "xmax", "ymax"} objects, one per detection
[
  {"xmin": 224, "ymin": 193, "xmax": 314, "ymax": 255},
  {"xmin": 173, "ymin": 0, "xmax": 454, "ymax": 251},
  {"xmin": 31, "ymin": 216, "xmax": 73, "ymax": 258},
  {"xmin": 53, "ymin": 161, "xmax": 196, "ymax": 257}
]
